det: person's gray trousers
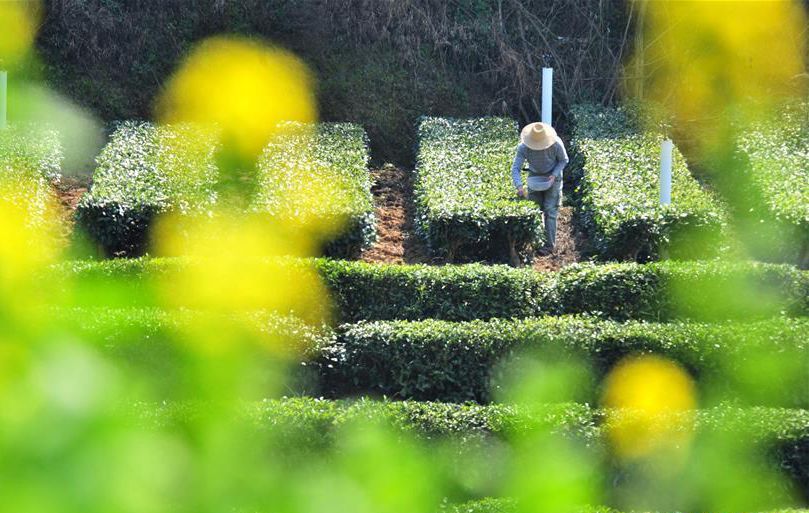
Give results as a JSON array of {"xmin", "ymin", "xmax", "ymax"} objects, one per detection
[{"xmin": 527, "ymin": 180, "xmax": 562, "ymax": 249}]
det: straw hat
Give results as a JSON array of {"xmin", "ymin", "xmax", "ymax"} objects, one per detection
[{"xmin": 521, "ymin": 122, "xmax": 557, "ymax": 151}]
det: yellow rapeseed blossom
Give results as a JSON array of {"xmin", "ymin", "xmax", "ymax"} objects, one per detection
[
  {"xmin": 627, "ymin": 0, "xmax": 806, "ymax": 147},
  {"xmin": 0, "ymin": 1, "xmax": 37, "ymax": 68},
  {"xmin": 602, "ymin": 355, "xmax": 697, "ymax": 460},
  {"xmin": 156, "ymin": 36, "xmax": 316, "ymax": 159},
  {"xmin": 0, "ymin": 177, "xmax": 60, "ymax": 293},
  {"xmin": 153, "ymin": 213, "xmax": 330, "ymax": 350}
]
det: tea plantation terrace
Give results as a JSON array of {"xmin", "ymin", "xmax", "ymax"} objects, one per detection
[
  {"xmin": 117, "ymin": 397, "xmax": 809, "ymax": 501},
  {"xmin": 76, "ymin": 121, "xmax": 375, "ymax": 258},
  {"xmin": 570, "ymin": 104, "xmax": 726, "ymax": 261},
  {"xmin": 56, "ymin": 257, "xmax": 809, "ymax": 322},
  {"xmin": 58, "ymin": 307, "xmax": 809, "ymax": 407}
]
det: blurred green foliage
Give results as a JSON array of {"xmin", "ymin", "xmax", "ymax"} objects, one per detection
[{"xmin": 737, "ymin": 102, "xmax": 809, "ymax": 266}]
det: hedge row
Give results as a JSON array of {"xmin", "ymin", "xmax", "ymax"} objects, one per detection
[
  {"xmin": 55, "ymin": 307, "xmax": 809, "ymax": 407},
  {"xmin": 319, "ymin": 316, "xmax": 809, "ymax": 405},
  {"xmin": 76, "ymin": 121, "xmax": 374, "ymax": 258},
  {"xmin": 0, "ymin": 123, "xmax": 63, "ymax": 182},
  {"xmin": 0, "ymin": 124, "xmax": 63, "ymax": 226},
  {"xmin": 134, "ymin": 398, "xmax": 809, "ymax": 498},
  {"xmin": 737, "ymin": 104, "xmax": 809, "ymax": 266},
  {"xmin": 414, "ymin": 117, "xmax": 542, "ymax": 262},
  {"xmin": 570, "ymin": 104, "xmax": 726, "ymax": 261},
  {"xmin": 445, "ymin": 499, "xmax": 809, "ymax": 513},
  {"xmin": 75, "ymin": 122, "xmax": 219, "ymax": 256},
  {"xmin": 254, "ymin": 122, "xmax": 376, "ymax": 257},
  {"xmin": 55, "ymin": 258, "xmax": 809, "ymax": 322}
]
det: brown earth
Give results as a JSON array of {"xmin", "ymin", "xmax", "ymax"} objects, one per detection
[
  {"xmin": 531, "ymin": 206, "xmax": 586, "ymax": 272},
  {"xmin": 52, "ymin": 177, "xmax": 88, "ymax": 242},
  {"xmin": 361, "ymin": 165, "xmax": 585, "ymax": 270},
  {"xmin": 360, "ymin": 164, "xmax": 432, "ymax": 265}
]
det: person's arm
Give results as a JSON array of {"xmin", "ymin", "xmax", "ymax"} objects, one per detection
[
  {"xmin": 511, "ymin": 144, "xmax": 527, "ymax": 189},
  {"xmin": 551, "ymin": 140, "xmax": 569, "ymax": 179}
]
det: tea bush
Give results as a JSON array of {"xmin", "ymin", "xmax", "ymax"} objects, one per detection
[
  {"xmin": 414, "ymin": 117, "xmax": 542, "ymax": 262},
  {"xmin": 255, "ymin": 122, "xmax": 375, "ymax": 258},
  {"xmin": 55, "ymin": 258, "xmax": 809, "ymax": 322},
  {"xmin": 134, "ymin": 398, "xmax": 809, "ymax": 497},
  {"xmin": 0, "ymin": 124, "xmax": 63, "ymax": 182},
  {"xmin": 76, "ymin": 121, "xmax": 374, "ymax": 258},
  {"xmin": 317, "ymin": 316, "xmax": 809, "ymax": 405},
  {"xmin": 570, "ymin": 104, "xmax": 726, "ymax": 261},
  {"xmin": 738, "ymin": 104, "xmax": 809, "ymax": 265},
  {"xmin": 75, "ymin": 122, "xmax": 219, "ymax": 256},
  {"xmin": 51, "ymin": 307, "xmax": 809, "ymax": 406},
  {"xmin": 0, "ymin": 124, "xmax": 63, "ymax": 226}
]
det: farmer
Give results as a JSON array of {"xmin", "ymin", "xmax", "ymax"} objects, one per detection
[{"xmin": 511, "ymin": 122, "xmax": 569, "ymax": 256}]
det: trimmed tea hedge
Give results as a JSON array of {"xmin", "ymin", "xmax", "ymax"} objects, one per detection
[
  {"xmin": 570, "ymin": 104, "xmax": 726, "ymax": 261},
  {"xmin": 63, "ymin": 307, "xmax": 809, "ymax": 406},
  {"xmin": 0, "ymin": 123, "xmax": 63, "ymax": 182},
  {"xmin": 318, "ymin": 316, "xmax": 809, "ymax": 405},
  {"xmin": 75, "ymin": 122, "xmax": 219, "ymax": 256},
  {"xmin": 445, "ymin": 501, "xmax": 809, "ymax": 513},
  {"xmin": 135, "ymin": 398, "xmax": 809, "ymax": 498},
  {"xmin": 76, "ymin": 121, "xmax": 374, "ymax": 258},
  {"xmin": 0, "ymin": 124, "xmax": 63, "ymax": 225},
  {"xmin": 55, "ymin": 258, "xmax": 809, "ymax": 322},
  {"xmin": 317, "ymin": 259, "xmax": 553, "ymax": 321},
  {"xmin": 414, "ymin": 117, "xmax": 542, "ymax": 262},
  {"xmin": 255, "ymin": 122, "xmax": 376, "ymax": 258},
  {"xmin": 738, "ymin": 105, "xmax": 809, "ymax": 266}
]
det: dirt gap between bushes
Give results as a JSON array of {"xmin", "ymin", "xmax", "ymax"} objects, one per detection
[{"xmin": 360, "ymin": 164, "xmax": 585, "ymax": 271}]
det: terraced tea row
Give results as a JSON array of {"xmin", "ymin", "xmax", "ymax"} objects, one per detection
[
  {"xmin": 570, "ymin": 104, "xmax": 726, "ymax": 261},
  {"xmin": 738, "ymin": 103, "xmax": 809, "ymax": 264},
  {"xmin": 126, "ymin": 397, "xmax": 809, "ymax": 500},
  {"xmin": 415, "ymin": 117, "xmax": 541, "ymax": 261},
  {"xmin": 56, "ymin": 258, "xmax": 809, "ymax": 322},
  {"xmin": 75, "ymin": 121, "xmax": 375, "ymax": 257},
  {"xmin": 55, "ymin": 308, "xmax": 808, "ymax": 407},
  {"xmin": 6, "ymin": 109, "xmax": 807, "ymax": 265},
  {"xmin": 0, "ymin": 124, "xmax": 63, "ymax": 226}
]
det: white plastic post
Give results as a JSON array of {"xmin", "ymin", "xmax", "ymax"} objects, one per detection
[
  {"xmin": 541, "ymin": 67, "xmax": 553, "ymax": 125},
  {"xmin": 0, "ymin": 70, "xmax": 6, "ymax": 129},
  {"xmin": 660, "ymin": 139, "xmax": 673, "ymax": 205}
]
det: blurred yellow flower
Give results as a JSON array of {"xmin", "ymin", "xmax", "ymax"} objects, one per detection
[
  {"xmin": 602, "ymin": 355, "xmax": 697, "ymax": 460},
  {"xmin": 156, "ymin": 36, "xmax": 316, "ymax": 159},
  {"xmin": 627, "ymin": 0, "xmax": 806, "ymax": 147},
  {"xmin": 0, "ymin": 1, "xmax": 37, "ymax": 68},
  {"xmin": 0, "ymin": 179, "xmax": 59, "ymax": 289},
  {"xmin": 154, "ymin": 212, "xmax": 330, "ymax": 325}
]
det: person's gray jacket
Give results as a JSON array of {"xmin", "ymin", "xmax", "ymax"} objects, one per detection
[{"xmin": 510, "ymin": 138, "xmax": 569, "ymax": 189}]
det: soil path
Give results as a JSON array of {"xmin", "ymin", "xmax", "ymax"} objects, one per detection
[
  {"xmin": 52, "ymin": 177, "xmax": 88, "ymax": 242},
  {"xmin": 361, "ymin": 165, "xmax": 585, "ymax": 270},
  {"xmin": 360, "ymin": 164, "xmax": 432, "ymax": 264},
  {"xmin": 531, "ymin": 206, "xmax": 587, "ymax": 271}
]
